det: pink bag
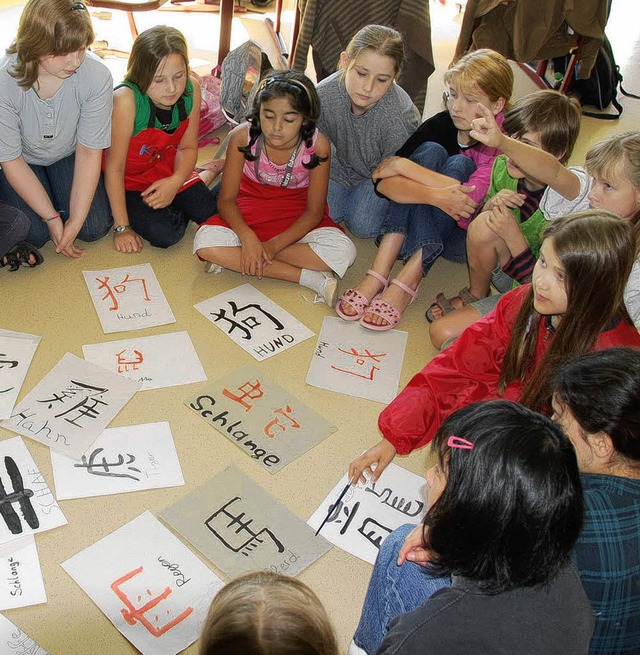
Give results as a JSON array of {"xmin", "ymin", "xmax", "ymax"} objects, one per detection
[{"xmin": 196, "ymin": 67, "xmax": 227, "ymax": 147}]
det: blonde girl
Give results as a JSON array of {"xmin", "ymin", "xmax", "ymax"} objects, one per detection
[
  {"xmin": 105, "ymin": 26, "xmax": 219, "ymax": 252},
  {"xmin": 316, "ymin": 25, "xmax": 420, "ymax": 238},
  {"xmin": 0, "ymin": 0, "xmax": 113, "ymax": 258},
  {"xmin": 199, "ymin": 571, "xmax": 338, "ymax": 655},
  {"xmin": 194, "ymin": 70, "xmax": 356, "ymax": 305},
  {"xmin": 349, "ymin": 210, "xmax": 640, "ymax": 484},
  {"xmin": 336, "ymin": 49, "xmax": 513, "ymax": 329}
]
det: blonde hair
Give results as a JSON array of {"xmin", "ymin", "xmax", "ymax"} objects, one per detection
[
  {"xmin": 444, "ymin": 49, "xmax": 514, "ymax": 110},
  {"xmin": 6, "ymin": 0, "xmax": 94, "ymax": 89},
  {"xmin": 586, "ymin": 131, "xmax": 640, "ymax": 230},
  {"xmin": 340, "ymin": 24, "xmax": 405, "ymax": 76},
  {"xmin": 199, "ymin": 571, "xmax": 339, "ymax": 655}
]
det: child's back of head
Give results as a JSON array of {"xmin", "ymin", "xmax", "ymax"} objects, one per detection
[
  {"xmin": 199, "ymin": 571, "xmax": 338, "ymax": 655},
  {"xmin": 503, "ymin": 89, "xmax": 582, "ymax": 164}
]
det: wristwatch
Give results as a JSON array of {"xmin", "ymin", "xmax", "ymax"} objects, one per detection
[{"xmin": 114, "ymin": 225, "xmax": 131, "ymax": 233}]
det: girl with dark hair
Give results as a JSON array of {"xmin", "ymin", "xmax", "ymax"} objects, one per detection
[
  {"xmin": 195, "ymin": 70, "xmax": 356, "ymax": 305},
  {"xmin": 199, "ymin": 571, "xmax": 338, "ymax": 655},
  {"xmin": 349, "ymin": 400, "xmax": 593, "ymax": 655},
  {"xmin": 0, "ymin": 0, "xmax": 113, "ymax": 258},
  {"xmin": 349, "ymin": 210, "xmax": 640, "ymax": 484},
  {"xmin": 552, "ymin": 347, "xmax": 640, "ymax": 654},
  {"xmin": 105, "ymin": 25, "xmax": 219, "ymax": 252}
]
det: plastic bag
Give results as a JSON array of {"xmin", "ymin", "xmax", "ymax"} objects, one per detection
[{"xmin": 196, "ymin": 67, "xmax": 227, "ymax": 146}]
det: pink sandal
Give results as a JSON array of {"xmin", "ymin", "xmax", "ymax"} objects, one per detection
[
  {"xmin": 335, "ymin": 269, "xmax": 389, "ymax": 321},
  {"xmin": 360, "ymin": 278, "xmax": 419, "ymax": 332}
]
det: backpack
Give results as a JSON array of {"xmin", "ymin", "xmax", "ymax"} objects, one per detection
[
  {"xmin": 553, "ymin": 35, "xmax": 639, "ymax": 120},
  {"xmin": 219, "ymin": 40, "xmax": 273, "ymax": 125}
]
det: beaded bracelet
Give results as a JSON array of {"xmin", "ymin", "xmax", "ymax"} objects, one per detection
[{"xmin": 42, "ymin": 213, "xmax": 61, "ymax": 223}]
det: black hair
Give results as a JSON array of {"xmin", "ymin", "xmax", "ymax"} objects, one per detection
[
  {"xmin": 424, "ymin": 400, "xmax": 583, "ymax": 593},
  {"xmin": 554, "ymin": 347, "xmax": 640, "ymax": 463},
  {"xmin": 238, "ymin": 69, "xmax": 327, "ymax": 169}
]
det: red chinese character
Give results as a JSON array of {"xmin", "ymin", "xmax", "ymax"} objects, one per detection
[
  {"xmin": 96, "ymin": 274, "xmax": 151, "ymax": 312},
  {"xmin": 222, "ymin": 380, "xmax": 264, "ymax": 411},
  {"xmin": 330, "ymin": 347, "xmax": 387, "ymax": 381},
  {"xmin": 111, "ymin": 566, "xmax": 193, "ymax": 637},
  {"xmin": 263, "ymin": 404, "xmax": 301, "ymax": 438}
]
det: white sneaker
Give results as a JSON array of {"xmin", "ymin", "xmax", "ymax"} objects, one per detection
[{"xmin": 318, "ymin": 272, "xmax": 338, "ymax": 307}]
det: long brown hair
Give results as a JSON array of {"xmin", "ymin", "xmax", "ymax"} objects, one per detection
[
  {"xmin": 7, "ymin": 0, "xmax": 94, "ymax": 89},
  {"xmin": 499, "ymin": 210, "xmax": 635, "ymax": 412}
]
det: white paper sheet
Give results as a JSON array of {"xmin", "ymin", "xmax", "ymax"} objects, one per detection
[
  {"xmin": 194, "ymin": 284, "xmax": 314, "ymax": 360},
  {"xmin": 0, "ymin": 437, "xmax": 67, "ymax": 547},
  {"xmin": 0, "ymin": 536, "xmax": 46, "ymax": 610},
  {"xmin": 83, "ymin": 263, "xmax": 176, "ymax": 333},
  {"xmin": 2, "ymin": 353, "xmax": 140, "ymax": 458},
  {"xmin": 306, "ymin": 317, "xmax": 408, "ymax": 403},
  {"xmin": 0, "ymin": 336, "xmax": 39, "ymax": 420},
  {"xmin": 61, "ymin": 511, "xmax": 223, "ymax": 655},
  {"xmin": 51, "ymin": 422, "xmax": 185, "ymax": 500},
  {"xmin": 82, "ymin": 331, "xmax": 206, "ymax": 391},
  {"xmin": 0, "ymin": 613, "xmax": 49, "ymax": 654},
  {"xmin": 308, "ymin": 463, "xmax": 427, "ymax": 564}
]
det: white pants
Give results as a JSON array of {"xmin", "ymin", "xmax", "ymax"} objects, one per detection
[{"xmin": 193, "ymin": 225, "xmax": 356, "ymax": 277}]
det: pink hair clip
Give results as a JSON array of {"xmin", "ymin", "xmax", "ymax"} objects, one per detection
[{"xmin": 447, "ymin": 435, "xmax": 474, "ymax": 450}]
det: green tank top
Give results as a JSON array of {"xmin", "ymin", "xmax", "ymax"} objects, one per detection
[{"xmin": 119, "ymin": 78, "xmax": 194, "ymax": 137}]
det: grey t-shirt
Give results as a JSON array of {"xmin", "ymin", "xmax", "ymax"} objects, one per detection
[
  {"xmin": 0, "ymin": 51, "xmax": 113, "ymax": 166},
  {"xmin": 317, "ymin": 71, "xmax": 419, "ymax": 189}
]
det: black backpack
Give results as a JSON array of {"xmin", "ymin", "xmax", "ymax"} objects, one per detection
[{"xmin": 553, "ymin": 35, "xmax": 639, "ymax": 120}]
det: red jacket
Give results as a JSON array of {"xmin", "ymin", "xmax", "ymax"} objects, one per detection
[{"xmin": 380, "ymin": 285, "xmax": 640, "ymax": 455}]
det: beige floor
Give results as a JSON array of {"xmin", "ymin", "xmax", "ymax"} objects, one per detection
[{"xmin": 1, "ymin": 1, "xmax": 640, "ymax": 653}]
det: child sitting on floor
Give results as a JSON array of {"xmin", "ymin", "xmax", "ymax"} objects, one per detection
[
  {"xmin": 194, "ymin": 70, "xmax": 356, "ymax": 306},
  {"xmin": 429, "ymin": 125, "xmax": 640, "ymax": 349},
  {"xmin": 335, "ymin": 48, "xmax": 513, "ymax": 330},
  {"xmin": 425, "ymin": 89, "xmax": 581, "ymax": 324}
]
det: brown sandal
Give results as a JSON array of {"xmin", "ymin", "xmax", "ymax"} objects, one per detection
[{"xmin": 425, "ymin": 287, "xmax": 479, "ymax": 323}]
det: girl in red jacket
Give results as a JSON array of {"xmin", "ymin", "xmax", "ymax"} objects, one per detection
[{"xmin": 349, "ymin": 209, "xmax": 640, "ymax": 484}]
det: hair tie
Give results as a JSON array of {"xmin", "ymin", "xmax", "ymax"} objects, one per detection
[
  {"xmin": 71, "ymin": 2, "xmax": 87, "ymax": 10},
  {"xmin": 447, "ymin": 435, "xmax": 474, "ymax": 450}
]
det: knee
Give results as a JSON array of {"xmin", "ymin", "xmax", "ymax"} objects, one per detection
[
  {"xmin": 446, "ymin": 154, "xmax": 476, "ymax": 182},
  {"xmin": 77, "ymin": 217, "xmax": 112, "ymax": 243},
  {"xmin": 341, "ymin": 237, "xmax": 358, "ymax": 269},
  {"xmin": 410, "ymin": 142, "xmax": 448, "ymax": 169},
  {"xmin": 197, "ymin": 246, "xmax": 225, "ymax": 264},
  {"xmin": 346, "ymin": 217, "xmax": 379, "ymax": 240},
  {"xmin": 377, "ymin": 523, "xmax": 415, "ymax": 565},
  {"xmin": 429, "ymin": 318, "xmax": 459, "ymax": 351},
  {"xmin": 467, "ymin": 212, "xmax": 495, "ymax": 246}
]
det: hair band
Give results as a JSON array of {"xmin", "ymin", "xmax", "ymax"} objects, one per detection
[
  {"xmin": 258, "ymin": 75, "xmax": 314, "ymax": 106},
  {"xmin": 71, "ymin": 2, "xmax": 87, "ymax": 10},
  {"xmin": 447, "ymin": 435, "xmax": 474, "ymax": 450}
]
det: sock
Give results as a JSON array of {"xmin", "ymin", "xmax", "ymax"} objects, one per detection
[{"xmin": 299, "ymin": 268, "xmax": 327, "ymax": 294}]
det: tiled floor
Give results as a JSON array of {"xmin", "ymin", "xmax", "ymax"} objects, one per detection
[{"xmin": 1, "ymin": 1, "xmax": 639, "ymax": 653}]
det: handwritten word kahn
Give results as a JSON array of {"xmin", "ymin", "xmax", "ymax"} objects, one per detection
[{"xmin": 189, "ymin": 395, "xmax": 281, "ymax": 467}]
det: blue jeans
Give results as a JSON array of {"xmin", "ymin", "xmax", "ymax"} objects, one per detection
[
  {"xmin": 378, "ymin": 142, "xmax": 476, "ymax": 276},
  {"xmin": 353, "ymin": 524, "xmax": 451, "ymax": 654},
  {"xmin": 0, "ymin": 153, "xmax": 112, "ymax": 248},
  {"xmin": 125, "ymin": 180, "xmax": 218, "ymax": 248},
  {"xmin": 328, "ymin": 178, "xmax": 390, "ymax": 239}
]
